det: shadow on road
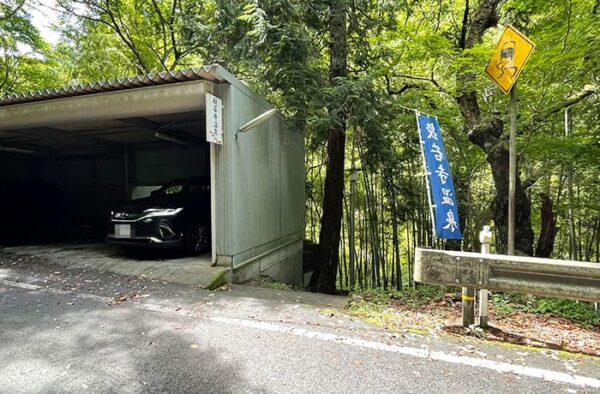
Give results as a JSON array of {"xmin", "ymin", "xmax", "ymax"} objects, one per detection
[{"xmin": 0, "ymin": 289, "xmax": 266, "ymax": 392}]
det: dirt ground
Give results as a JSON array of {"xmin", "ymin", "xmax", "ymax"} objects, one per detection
[{"xmin": 350, "ymin": 292, "xmax": 600, "ymax": 357}]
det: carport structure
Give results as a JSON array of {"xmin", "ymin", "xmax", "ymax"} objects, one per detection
[{"xmin": 0, "ymin": 65, "xmax": 305, "ymax": 285}]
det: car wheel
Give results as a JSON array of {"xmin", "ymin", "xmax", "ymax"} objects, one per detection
[{"xmin": 185, "ymin": 223, "xmax": 209, "ymax": 255}]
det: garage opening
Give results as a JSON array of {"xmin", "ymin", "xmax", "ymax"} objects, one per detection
[{"xmin": 0, "ymin": 110, "xmax": 211, "ymax": 254}]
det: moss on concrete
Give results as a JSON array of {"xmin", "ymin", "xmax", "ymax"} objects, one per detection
[{"xmin": 205, "ymin": 270, "xmax": 228, "ymax": 290}]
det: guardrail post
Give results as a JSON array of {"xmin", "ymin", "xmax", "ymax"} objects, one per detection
[
  {"xmin": 479, "ymin": 225, "xmax": 492, "ymax": 328},
  {"xmin": 462, "ymin": 287, "xmax": 475, "ymax": 326}
]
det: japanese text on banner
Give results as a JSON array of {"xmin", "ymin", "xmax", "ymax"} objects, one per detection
[{"xmin": 417, "ymin": 113, "xmax": 462, "ymax": 240}]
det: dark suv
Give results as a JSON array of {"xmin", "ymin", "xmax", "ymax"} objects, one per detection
[{"xmin": 107, "ymin": 177, "xmax": 210, "ymax": 255}]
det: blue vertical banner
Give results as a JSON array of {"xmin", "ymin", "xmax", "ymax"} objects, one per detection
[{"xmin": 417, "ymin": 113, "xmax": 462, "ymax": 240}]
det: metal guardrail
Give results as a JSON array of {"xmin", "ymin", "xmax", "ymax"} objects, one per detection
[{"xmin": 414, "ymin": 247, "xmax": 600, "ymax": 303}]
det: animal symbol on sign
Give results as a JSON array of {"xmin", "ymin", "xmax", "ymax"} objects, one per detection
[{"xmin": 496, "ymin": 40, "xmax": 518, "ymax": 79}]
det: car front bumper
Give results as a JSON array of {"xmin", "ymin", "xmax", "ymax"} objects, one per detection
[
  {"xmin": 106, "ymin": 236, "xmax": 183, "ymax": 248},
  {"xmin": 106, "ymin": 219, "xmax": 183, "ymax": 248}
]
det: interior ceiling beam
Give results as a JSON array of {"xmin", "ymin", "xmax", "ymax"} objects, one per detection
[
  {"xmin": 119, "ymin": 117, "xmax": 206, "ymax": 145},
  {"xmin": 118, "ymin": 115, "xmax": 204, "ymax": 132},
  {"xmin": 119, "ymin": 117, "xmax": 162, "ymax": 131},
  {"xmin": 1, "ymin": 127, "xmax": 127, "ymax": 153}
]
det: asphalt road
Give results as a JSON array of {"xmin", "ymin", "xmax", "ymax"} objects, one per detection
[{"xmin": 1, "ymin": 252, "xmax": 599, "ymax": 393}]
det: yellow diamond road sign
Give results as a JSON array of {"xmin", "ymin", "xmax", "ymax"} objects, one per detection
[{"xmin": 485, "ymin": 25, "xmax": 536, "ymax": 94}]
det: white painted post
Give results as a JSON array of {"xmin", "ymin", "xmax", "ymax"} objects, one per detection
[{"xmin": 479, "ymin": 225, "xmax": 492, "ymax": 328}]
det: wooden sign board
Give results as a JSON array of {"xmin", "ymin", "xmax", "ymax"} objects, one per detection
[{"xmin": 206, "ymin": 93, "xmax": 223, "ymax": 145}]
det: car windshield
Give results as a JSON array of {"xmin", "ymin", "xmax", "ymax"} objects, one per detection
[
  {"xmin": 158, "ymin": 182, "xmax": 186, "ymax": 196},
  {"xmin": 154, "ymin": 179, "xmax": 208, "ymax": 197}
]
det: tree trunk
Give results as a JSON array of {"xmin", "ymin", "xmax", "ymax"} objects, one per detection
[
  {"xmin": 362, "ymin": 162, "xmax": 382, "ymax": 287},
  {"xmin": 310, "ymin": 0, "xmax": 348, "ymax": 294},
  {"xmin": 468, "ymin": 119, "xmax": 535, "ymax": 255},
  {"xmin": 490, "ymin": 149, "xmax": 534, "ymax": 255},
  {"xmin": 535, "ymin": 193, "xmax": 559, "ymax": 257},
  {"xmin": 389, "ymin": 184, "xmax": 402, "ymax": 290}
]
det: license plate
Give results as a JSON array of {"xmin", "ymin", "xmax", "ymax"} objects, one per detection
[{"xmin": 115, "ymin": 224, "xmax": 131, "ymax": 238}]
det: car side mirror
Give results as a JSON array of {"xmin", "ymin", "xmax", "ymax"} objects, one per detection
[{"xmin": 150, "ymin": 190, "xmax": 160, "ymax": 197}]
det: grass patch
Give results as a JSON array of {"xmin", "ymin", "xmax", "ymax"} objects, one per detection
[
  {"xmin": 347, "ymin": 285, "xmax": 452, "ymax": 333},
  {"xmin": 349, "ymin": 285, "xmax": 446, "ymax": 310}
]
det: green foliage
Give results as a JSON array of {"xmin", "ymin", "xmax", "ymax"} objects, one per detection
[
  {"xmin": 51, "ymin": 0, "xmax": 230, "ymax": 77},
  {"xmin": 0, "ymin": 1, "xmax": 61, "ymax": 94},
  {"xmin": 349, "ymin": 285, "xmax": 445, "ymax": 312}
]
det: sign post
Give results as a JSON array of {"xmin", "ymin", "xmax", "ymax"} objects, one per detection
[
  {"xmin": 485, "ymin": 25, "xmax": 535, "ymax": 255},
  {"xmin": 508, "ymin": 83, "xmax": 517, "ymax": 255}
]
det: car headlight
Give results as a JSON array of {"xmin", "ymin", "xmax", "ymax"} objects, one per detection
[
  {"xmin": 112, "ymin": 211, "xmax": 128, "ymax": 219},
  {"xmin": 142, "ymin": 208, "xmax": 184, "ymax": 218}
]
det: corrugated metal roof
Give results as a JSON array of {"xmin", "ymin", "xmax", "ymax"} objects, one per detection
[{"xmin": 0, "ymin": 65, "xmax": 226, "ymax": 107}]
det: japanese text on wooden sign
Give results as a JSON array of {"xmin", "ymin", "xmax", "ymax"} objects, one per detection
[
  {"xmin": 417, "ymin": 113, "xmax": 462, "ymax": 240},
  {"xmin": 206, "ymin": 93, "xmax": 223, "ymax": 145}
]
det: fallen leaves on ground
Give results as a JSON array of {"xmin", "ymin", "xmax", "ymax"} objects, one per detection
[
  {"xmin": 460, "ymin": 310, "xmax": 600, "ymax": 356},
  {"xmin": 350, "ymin": 293, "xmax": 600, "ymax": 356},
  {"xmin": 107, "ymin": 291, "xmax": 148, "ymax": 306}
]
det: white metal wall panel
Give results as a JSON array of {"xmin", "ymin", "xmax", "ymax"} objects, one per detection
[
  {"xmin": 212, "ymin": 83, "xmax": 231, "ymax": 259},
  {"xmin": 218, "ymin": 84, "xmax": 304, "ymax": 266}
]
